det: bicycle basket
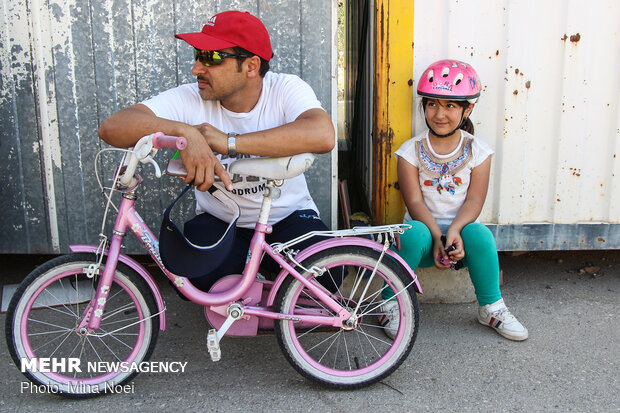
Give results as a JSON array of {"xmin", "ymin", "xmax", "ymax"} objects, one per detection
[{"xmin": 159, "ymin": 185, "xmax": 240, "ymax": 278}]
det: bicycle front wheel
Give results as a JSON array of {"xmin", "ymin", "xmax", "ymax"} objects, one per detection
[
  {"xmin": 274, "ymin": 246, "xmax": 419, "ymax": 389},
  {"xmin": 5, "ymin": 253, "xmax": 159, "ymax": 398}
]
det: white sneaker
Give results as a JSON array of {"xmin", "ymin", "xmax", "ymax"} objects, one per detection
[
  {"xmin": 478, "ymin": 298, "xmax": 528, "ymax": 341},
  {"xmin": 379, "ymin": 301, "xmax": 400, "ymax": 339}
]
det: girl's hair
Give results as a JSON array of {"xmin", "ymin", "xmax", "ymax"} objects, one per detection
[{"xmin": 421, "ymin": 97, "xmax": 475, "ymax": 135}]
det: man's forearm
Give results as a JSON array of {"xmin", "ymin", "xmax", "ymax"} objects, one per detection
[
  {"xmin": 98, "ymin": 104, "xmax": 191, "ymax": 148},
  {"xmin": 235, "ymin": 108, "xmax": 335, "ymax": 156}
]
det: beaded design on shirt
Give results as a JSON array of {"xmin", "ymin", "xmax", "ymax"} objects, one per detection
[{"xmin": 416, "ymin": 137, "xmax": 473, "ymax": 195}]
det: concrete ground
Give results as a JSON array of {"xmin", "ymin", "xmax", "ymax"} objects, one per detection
[{"xmin": 0, "ymin": 250, "xmax": 618, "ymax": 413}]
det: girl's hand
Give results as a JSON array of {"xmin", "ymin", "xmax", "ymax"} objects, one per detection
[
  {"xmin": 433, "ymin": 239, "xmax": 450, "ymax": 270},
  {"xmin": 445, "ymin": 230, "xmax": 465, "ymax": 261}
]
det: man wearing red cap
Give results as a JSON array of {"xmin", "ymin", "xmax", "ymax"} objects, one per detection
[{"xmin": 99, "ymin": 11, "xmax": 336, "ymax": 291}]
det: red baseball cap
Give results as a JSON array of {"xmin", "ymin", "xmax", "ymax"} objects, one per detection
[{"xmin": 175, "ymin": 11, "xmax": 273, "ymax": 61}]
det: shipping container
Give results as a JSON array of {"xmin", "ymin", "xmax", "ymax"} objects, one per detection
[{"xmin": 349, "ymin": 0, "xmax": 619, "ymax": 250}]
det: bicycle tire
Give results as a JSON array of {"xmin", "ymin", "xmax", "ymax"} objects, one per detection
[
  {"xmin": 5, "ymin": 253, "xmax": 159, "ymax": 398},
  {"xmin": 274, "ymin": 245, "xmax": 419, "ymax": 389}
]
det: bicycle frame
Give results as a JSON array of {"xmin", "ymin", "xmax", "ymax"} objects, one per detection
[
  {"xmin": 8, "ymin": 136, "xmax": 423, "ymax": 393},
  {"xmin": 80, "ymin": 190, "xmax": 358, "ymax": 333}
]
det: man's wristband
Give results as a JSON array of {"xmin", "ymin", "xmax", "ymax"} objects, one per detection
[{"xmin": 227, "ymin": 132, "xmax": 238, "ymax": 157}]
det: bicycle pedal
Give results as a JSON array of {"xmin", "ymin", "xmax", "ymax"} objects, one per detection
[{"xmin": 206, "ymin": 329, "xmax": 221, "ymax": 362}]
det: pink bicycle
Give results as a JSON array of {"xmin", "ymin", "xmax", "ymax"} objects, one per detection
[{"xmin": 6, "ymin": 133, "xmax": 421, "ymax": 397}]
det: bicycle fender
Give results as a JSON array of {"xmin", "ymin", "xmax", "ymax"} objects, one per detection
[
  {"xmin": 70, "ymin": 245, "xmax": 166, "ymax": 331},
  {"xmin": 266, "ymin": 238, "xmax": 423, "ymax": 306}
]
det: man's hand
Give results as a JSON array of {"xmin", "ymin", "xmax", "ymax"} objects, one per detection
[
  {"xmin": 195, "ymin": 123, "xmax": 228, "ymax": 155},
  {"xmin": 98, "ymin": 104, "xmax": 233, "ymax": 191},
  {"xmin": 179, "ymin": 127, "xmax": 232, "ymax": 191},
  {"xmin": 194, "ymin": 109, "xmax": 335, "ymax": 158}
]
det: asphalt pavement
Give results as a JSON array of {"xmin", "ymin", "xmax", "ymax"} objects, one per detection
[{"xmin": 0, "ymin": 250, "xmax": 618, "ymax": 413}]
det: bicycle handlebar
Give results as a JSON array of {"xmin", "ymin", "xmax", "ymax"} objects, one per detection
[
  {"xmin": 118, "ymin": 133, "xmax": 186, "ymax": 187},
  {"xmin": 152, "ymin": 132, "xmax": 187, "ymax": 150}
]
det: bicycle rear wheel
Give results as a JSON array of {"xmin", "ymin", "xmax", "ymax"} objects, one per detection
[
  {"xmin": 5, "ymin": 253, "xmax": 159, "ymax": 398},
  {"xmin": 274, "ymin": 246, "xmax": 419, "ymax": 389}
]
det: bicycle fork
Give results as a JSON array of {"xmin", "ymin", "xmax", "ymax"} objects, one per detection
[{"xmin": 82, "ymin": 194, "xmax": 136, "ymax": 333}]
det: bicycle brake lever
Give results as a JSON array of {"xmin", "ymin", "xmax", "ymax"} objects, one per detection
[
  {"xmin": 134, "ymin": 136, "xmax": 155, "ymax": 161},
  {"xmin": 147, "ymin": 158, "xmax": 161, "ymax": 178}
]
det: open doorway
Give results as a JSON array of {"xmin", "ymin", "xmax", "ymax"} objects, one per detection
[{"xmin": 337, "ymin": 0, "xmax": 374, "ymax": 229}]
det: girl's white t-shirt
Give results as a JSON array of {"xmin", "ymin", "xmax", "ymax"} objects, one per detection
[
  {"xmin": 394, "ymin": 130, "xmax": 493, "ymax": 229},
  {"xmin": 142, "ymin": 72, "xmax": 322, "ymax": 227}
]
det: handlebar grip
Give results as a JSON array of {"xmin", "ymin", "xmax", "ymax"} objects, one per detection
[{"xmin": 152, "ymin": 132, "xmax": 187, "ymax": 150}]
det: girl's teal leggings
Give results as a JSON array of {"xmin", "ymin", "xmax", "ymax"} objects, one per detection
[{"xmin": 384, "ymin": 220, "xmax": 502, "ymax": 306}]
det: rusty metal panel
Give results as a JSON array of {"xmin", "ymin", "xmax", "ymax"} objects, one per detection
[
  {"xmin": 0, "ymin": 0, "xmax": 336, "ymax": 254},
  {"xmin": 410, "ymin": 0, "xmax": 620, "ymax": 249},
  {"xmin": 487, "ymin": 223, "xmax": 620, "ymax": 251},
  {"xmin": 0, "ymin": 0, "xmax": 51, "ymax": 253},
  {"xmin": 372, "ymin": 0, "xmax": 413, "ymax": 225}
]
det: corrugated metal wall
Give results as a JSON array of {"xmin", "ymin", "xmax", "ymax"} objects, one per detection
[
  {"xmin": 0, "ymin": 0, "xmax": 336, "ymax": 254},
  {"xmin": 410, "ymin": 0, "xmax": 620, "ymax": 249}
]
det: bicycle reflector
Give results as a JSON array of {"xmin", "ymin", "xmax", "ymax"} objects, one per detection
[{"xmin": 159, "ymin": 185, "xmax": 240, "ymax": 278}]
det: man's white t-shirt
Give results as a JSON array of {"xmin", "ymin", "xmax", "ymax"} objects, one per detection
[
  {"xmin": 395, "ymin": 130, "xmax": 493, "ymax": 230},
  {"xmin": 142, "ymin": 72, "xmax": 322, "ymax": 227}
]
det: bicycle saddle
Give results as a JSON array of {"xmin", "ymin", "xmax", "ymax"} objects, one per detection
[{"xmin": 229, "ymin": 153, "xmax": 315, "ymax": 180}]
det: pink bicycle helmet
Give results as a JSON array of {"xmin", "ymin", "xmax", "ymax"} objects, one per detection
[{"xmin": 417, "ymin": 59, "xmax": 481, "ymax": 103}]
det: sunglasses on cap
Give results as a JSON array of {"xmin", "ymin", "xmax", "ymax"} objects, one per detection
[{"xmin": 193, "ymin": 48, "xmax": 252, "ymax": 66}]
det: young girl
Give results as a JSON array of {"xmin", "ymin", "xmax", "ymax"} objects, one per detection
[{"xmin": 381, "ymin": 59, "xmax": 528, "ymax": 341}]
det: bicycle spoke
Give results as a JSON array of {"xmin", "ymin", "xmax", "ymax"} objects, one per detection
[
  {"xmin": 356, "ymin": 328, "xmax": 382, "ymax": 358},
  {"xmin": 347, "ymin": 266, "xmax": 368, "ymax": 303},
  {"xmin": 39, "ymin": 282, "xmax": 79, "ymax": 318},
  {"xmin": 100, "ymin": 302, "xmax": 136, "ymax": 322},
  {"xmin": 358, "ymin": 321, "xmax": 393, "ymax": 330},
  {"xmin": 106, "ymin": 286, "xmax": 125, "ymax": 303},
  {"xmin": 27, "ymin": 317, "xmax": 75, "ymax": 332},
  {"xmin": 358, "ymin": 290, "xmax": 393, "ymax": 318},
  {"xmin": 31, "ymin": 329, "xmax": 74, "ymax": 353},
  {"xmin": 324, "ymin": 331, "xmax": 341, "ymax": 366},
  {"xmin": 66, "ymin": 334, "xmax": 86, "ymax": 359},
  {"xmin": 297, "ymin": 289, "xmax": 333, "ymax": 315},
  {"xmin": 356, "ymin": 326, "xmax": 392, "ymax": 349},
  {"xmin": 28, "ymin": 328, "xmax": 74, "ymax": 336},
  {"xmin": 354, "ymin": 327, "xmax": 371, "ymax": 368},
  {"xmin": 97, "ymin": 326, "xmax": 134, "ymax": 350},
  {"xmin": 324, "ymin": 267, "xmax": 346, "ymax": 303},
  {"xmin": 341, "ymin": 330, "xmax": 352, "ymax": 370},
  {"xmin": 295, "ymin": 324, "xmax": 324, "ymax": 339},
  {"xmin": 75, "ymin": 338, "xmax": 88, "ymax": 379},
  {"xmin": 93, "ymin": 333, "xmax": 125, "ymax": 362},
  {"xmin": 305, "ymin": 330, "xmax": 341, "ymax": 356},
  {"xmin": 100, "ymin": 315, "xmax": 140, "ymax": 327},
  {"xmin": 73, "ymin": 275, "xmax": 80, "ymax": 326},
  {"xmin": 32, "ymin": 301, "xmax": 80, "ymax": 319},
  {"xmin": 86, "ymin": 334, "xmax": 104, "ymax": 362}
]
